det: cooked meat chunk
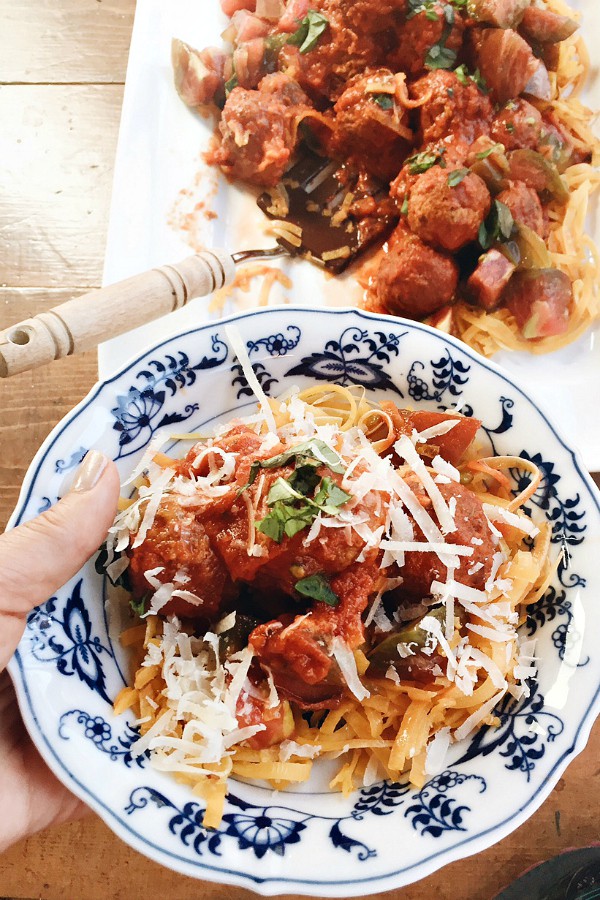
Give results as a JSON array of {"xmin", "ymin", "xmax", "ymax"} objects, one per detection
[
  {"xmin": 467, "ymin": 249, "xmax": 516, "ymax": 310},
  {"xmin": 407, "ymin": 165, "xmax": 491, "ymax": 252},
  {"xmin": 330, "ymin": 69, "xmax": 411, "ymax": 181},
  {"xmin": 250, "ymin": 562, "xmax": 380, "ymax": 706},
  {"xmin": 412, "ymin": 70, "xmax": 493, "ymax": 145},
  {"xmin": 519, "ymin": 6, "xmax": 578, "ymax": 43},
  {"xmin": 497, "ymin": 180, "xmax": 546, "ymax": 237},
  {"xmin": 208, "ymin": 73, "xmax": 309, "ymax": 186},
  {"xmin": 391, "ymin": 3, "xmax": 465, "ymax": 77},
  {"xmin": 221, "ymin": 0, "xmax": 256, "ymax": 14},
  {"xmin": 398, "ymin": 481, "xmax": 497, "ymax": 597},
  {"xmin": 128, "ymin": 499, "xmax": 235, "ymax": 619},
  {"xmin": 469, "ymin": 27, "xmax": 539, "ymax": 104},
  {"xmin": 506, "ymin": 149, "xmax": 569, "ymax": 204},
  {"xmin": 172, "ymin": 40, "xmax": 227, "ymax": 108},
  {"xmin": 468, "ymin": 0, "xmax": 530, "ymax": 28},
  {"xmin": 490, "ymin": 98, "xmax": 543, "ymax": 151},
  {"xmin": 376, "ymin": 225, "xmax": 458, "ymax": 318},
  {"xmin": 279, "ymin": 0, "xmax": 388, "ymax": 101},
  {"xmin": 381, "ymin": 405, "xmax": 481, "ymax": 466},
  {"xmin": 505, "ymin": 268, "xmax": 572, "ymax": 338}
]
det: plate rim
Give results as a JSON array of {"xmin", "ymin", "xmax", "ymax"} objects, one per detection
[{"xmin": 8, "ymin": 305, "xmax": 600, "ymax": 895}]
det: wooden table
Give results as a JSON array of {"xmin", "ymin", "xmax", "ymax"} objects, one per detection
[{"xmin": 0, "ymin": 2, "xmax": 598, "ymax": 898}]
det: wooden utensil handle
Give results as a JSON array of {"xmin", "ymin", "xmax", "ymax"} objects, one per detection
[{"xmin": 0, "ymin": 249, "xmax": 235, "ymax": 378}]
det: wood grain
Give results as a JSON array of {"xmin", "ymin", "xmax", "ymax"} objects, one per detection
[
  {"xmin": 0, "ymin": 1, "xmax": 599, "ymax": 898},
  {"xmin": 0, "ymin": 85, "xmax": 123, "ymax": 289},
  {"xmin": 0, "ymin": 0, "xmax": 135, "ymax": 83}
]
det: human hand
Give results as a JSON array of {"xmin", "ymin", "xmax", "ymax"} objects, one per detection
[{"xmin": 0, "ymin": 451, "xmax": 120, "ymax": 853}]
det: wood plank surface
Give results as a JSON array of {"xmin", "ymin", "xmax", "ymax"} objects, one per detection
[
  {"xmin": 0, "ymin": 85, "xmax": 124, "ymax": 289},
  {"xmin": 0, "ymin": 1, "xmax": 599, "ymax": 898},
  {"xmin": 0, "ymin": 0, "xmax": 135, "ymax": 83}
]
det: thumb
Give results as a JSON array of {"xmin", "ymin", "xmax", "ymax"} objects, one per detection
[{"xmin": 0, "ymin": 451, "xmax": 121, "ymax": 669}]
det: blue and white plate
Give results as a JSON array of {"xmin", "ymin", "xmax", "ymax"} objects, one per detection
[{"xmin": 8, "ymin": 308, "xmax": 600, "ymax": 896}]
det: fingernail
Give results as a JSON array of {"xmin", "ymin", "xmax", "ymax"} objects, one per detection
[{"xmin": 69, "ymin": 450, "xmax": 109, "ymax": 493}]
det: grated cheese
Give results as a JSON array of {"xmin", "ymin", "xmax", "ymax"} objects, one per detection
[
  {"xmin": 454, "ymin": 689, "xmax": 507, "ymax": 741},
  {"xmin": 395, "ymin": 435, "xmax": 457, "ymax": 535},
  {"xmin": 483, "ymin": 503, "xmax": 540, "ymax": 538},
  {"xmin": 225, "ymin": 323, "xmax": 277, "ymax": 433},
  {"xmin": 331, "ymin": 637, "xmax": 370, "ymax": 701}
]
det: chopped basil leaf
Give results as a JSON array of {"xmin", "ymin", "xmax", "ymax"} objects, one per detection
[
  {"xmin": 470, "ymin": 68, "xmax": 487, "ymax": 92},
  {"xmin": 264, "ymin": 32, "xmax": 288, "ymax": 70},
  {"xmin": 406, "ymin": 147, "xmax": 445, "ymax": 175},
  {"xmin": 266, "ymin": 476, "xmax": 302, "ymax": 505},
  {"xmin": 255, "ymin": 465, "xmax": 352, "ymax": 544},
  {"xmin": 475, "ymin": 143, "xmax": 504, "ymax": 160},
  {"xmin": 478, "ymin": 200, "xmax": 515, "ymax": 251},
  {"xmin": 408, "ymin": 0, "xmax": 464, "ymax": 20},
  {"xmin": 312, "ymin": 477, "xmax": 352, "ymax": 513},
  {"xmin": 425, "ymin": 5, "xmax": 457, "ymax": 71},
  {"xmin": 371, "ymin": 93, "xmax": 394, "ymax": 110},
  {"xmin": 224, "ymin": 72, "xmax": 238, "ymax": 96},
  {"xmin": 244, "ymin": 438, "xmax": 345, "ymax": 490},
  {"xmin": 505, "ymin": 122, "xmax": 516, "ymax": 134},
  {"xmin": 295, "ymin": 573, "xmax": 340, "ymax": 606},
  {"xmin": 289, "ymin": 462, "xmax": 322, "ymax": 496},
  {"xmin": 401, "ymin": 196, "xmax": 409, "ymax": 215},
  {"xmin": 130, "ymin": 593, "xmax": 149, "ymax": 617},
  {"xmin": 265, "ymin": 33, "xmax": 288, "ymax": 53},
  {"xmin": 287, "ymin": 10, "xmax": 329, "ymax": 54},
  {"xmin": 426, "ymin": 44, "xmax": 457, "ymax": 70},
  {"xmin": 256, "ymin": 510, "xmax": 286, "ymax": 542},
  {"xmin": 453, "ymin": 63, "xmax": 487, "ymax": 92},
  {"xmin": 447, "ymin": 167, "xmax": 469, "ymax": 187},
  {"xmin": 454, "ymin": 63, "xmax": 469, "ymax": 85}
]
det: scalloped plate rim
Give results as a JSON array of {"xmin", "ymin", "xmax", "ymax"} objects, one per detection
[{"xmin": 7, "ymin": 306, "xmax": 600, "ymax": 895}]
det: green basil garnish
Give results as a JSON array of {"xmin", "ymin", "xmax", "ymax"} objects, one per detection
[
  {"xmin": 287, "ymin": 10, "xmax": 329, "ymax": 54},
  {"xmin": 478, "ymin": 200, "xmax": 515, "ymax": 251},
  {"xmin": 295, "ymin": 573, "xmax": 340, "ymax": 606}
]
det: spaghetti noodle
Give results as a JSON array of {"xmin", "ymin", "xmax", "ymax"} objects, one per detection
[
  {"xmin": 173, "ymin": 0, "xmax": 600, "ymax": 355},
  {"xmin": 107, "ymin": 382, "xmax": 551, "ymax": 827}
]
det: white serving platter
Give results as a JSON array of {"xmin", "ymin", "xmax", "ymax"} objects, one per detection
[{"xmin": 100, "ymin": 0, "xmax": 600, "ymax": 471}]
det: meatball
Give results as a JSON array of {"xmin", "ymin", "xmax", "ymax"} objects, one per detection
[
  {"xmin": 376, "ymin": 225, "xmax": 458, "ymax": 318},
  {"xmin": 496, "ymin": 180, "xmax": 547, "ymax": 237},
  {"xmin": 391, "ymin": 3, "xmax": 465, "ymax": 77},
  {"xmin": 280, "ymin": 0, "xmax": 383, "ymax": 100},
  {"xmin": 250, "ymin": 562, "xmax": 380, "ymax": 707},
  {"xmin": 398, "ymin": 481, "xmax": 497, "ymax": 597},
  {"xmin": 330, "ymin": 68, "xmax": 411, "ymax": 181},
  {"xmin": 208, "ymin": 73, "xmax": 309, "ymax": 186},
  {"xmin": 128, "ymin": 499, "xmax": 234, "ymax": 619},
  {"xmin": 490, "ymin": 98, "xmax": 543, "ymax": 151},
  {"xmin": 390, "ymin": 137, "xmax": 469, "ymax": 205},
  {"xmin": 214, "ymin": 458, "xmax": 386, "ymax": 592},
  {"xmin": 407, "ymin": 165, "xmax": 491, "ymax": 251},
  {"xmin": 412, "ymin": 70, "xmax": 493, "ymax": 145}
]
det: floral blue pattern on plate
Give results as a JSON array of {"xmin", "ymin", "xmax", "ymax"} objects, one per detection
[{"xmin": 8, "ymin": 308, "xmax": 600, "ymax": 896}]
